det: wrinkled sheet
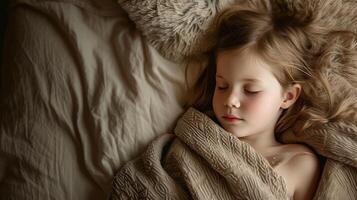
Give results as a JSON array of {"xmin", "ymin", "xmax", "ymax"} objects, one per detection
[{"xmin": 0, "ymin": 0, "xmax": 200, "ymax": 199}]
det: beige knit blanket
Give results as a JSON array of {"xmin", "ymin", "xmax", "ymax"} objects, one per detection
[
  {"xmin": 110, "ymin": 107, "xmax": 289, "ymax": 199},
  {"xmin": 110, "ymin": 107, "xmax": 357, "ymax": 199}
]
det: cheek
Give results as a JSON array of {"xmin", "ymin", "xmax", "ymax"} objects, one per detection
[
  {"xmin": 244, "ymin": 99, "xmax": 264, "ymax": 114},
  {"xmin": 244, "ymin": 95, "xmax": 282, "ymax": 116}
]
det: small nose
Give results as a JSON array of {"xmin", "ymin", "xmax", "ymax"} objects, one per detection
[{"xmin": 224, "ymin": 91, "xmax": 240, "ymax": 108}]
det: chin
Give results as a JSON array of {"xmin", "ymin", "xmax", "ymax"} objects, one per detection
[
  {"xmin": 232, "ymin": 132, "xmax": 251, "ymax": 139},
  {"xmin": 222, "ymin": 126, "xmax": 249, "ymax": 138}
]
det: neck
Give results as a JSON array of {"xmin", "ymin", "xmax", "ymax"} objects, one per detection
[
  {"xmin": 239, "ymin": 111, "xmax": 284, "ymax": 152},
  {"xmin": 239, "ymin": 129, "xmax": 281, "ymax": 152}
]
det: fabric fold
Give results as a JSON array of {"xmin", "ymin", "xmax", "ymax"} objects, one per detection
[
  {"xmin": 111, "ymin": 107, "xmax": 357, "ymax": 199},
  {"xmin": 111, "ymin": 108, "xmax": 289, "ymax": 200}
]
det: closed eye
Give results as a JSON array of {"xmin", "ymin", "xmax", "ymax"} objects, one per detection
[
  {"xmin": 217, "ymin": 86, "xmax": 228, "ymax": 90},
  {"xmin": 244, "ymin": 89, "xmax": 260, "ymax": 94}
]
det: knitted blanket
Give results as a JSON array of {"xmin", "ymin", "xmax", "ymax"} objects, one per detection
[
  {"xmin": 111, "ymin": 107, "xmax": 288, "ymax": 199},
  {"xmin": 111, "ymin": 107, "xmax": 357, "ymax": 199}
]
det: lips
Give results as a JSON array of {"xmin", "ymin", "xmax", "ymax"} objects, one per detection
[{"xmin": 222, "ymin": 115, "xmax": 242, "ymax": 122}]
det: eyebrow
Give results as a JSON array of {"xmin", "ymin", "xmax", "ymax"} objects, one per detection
[{"xmin": 216, "ymin": 75, "xmax": 262, "ymax": 83}]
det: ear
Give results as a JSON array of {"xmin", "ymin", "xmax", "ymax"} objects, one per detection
[{"xmin": 281, "ymin": 84, "xmax": 302, "ymax": 109}]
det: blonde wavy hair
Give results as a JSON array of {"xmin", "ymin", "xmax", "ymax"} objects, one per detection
[{"xmin": 187, "ymin": 2, "xmax": 357, "ymax": 136}]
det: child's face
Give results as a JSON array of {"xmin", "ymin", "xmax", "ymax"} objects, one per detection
[{"xmin": 213, "ymin": 47, "xmax": 286, "ymax": 138}]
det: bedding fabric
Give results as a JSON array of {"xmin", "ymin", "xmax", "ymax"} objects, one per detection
[
  {"xmin": 0, "ymin": 0, "xmax": 196, "ymax": 199},
  {"xmin": 1, "ymin": 0, "xmax": 357, "ymax": 199},
  {"xmin": 111, "ymin": 107, "xmax": 290, "ymax": 200},
  {"xmin": 111, "ymin": 108, "xmax": 357, "ymax": 200},
  {"xmin": 116, "ymin": 0, "xmax": 237, "ymax": 62},
  {"xmin": 113, "ymin": 0, "xmax": 357, "ymax": 199},
  {"xmin": 117, "ymin": 0, "xmax": 357, "ymax": 62}
]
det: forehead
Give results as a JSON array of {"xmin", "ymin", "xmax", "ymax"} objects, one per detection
[{"xmin": 215, "ymin": 47, "xmax": 275, "ymax": 82}]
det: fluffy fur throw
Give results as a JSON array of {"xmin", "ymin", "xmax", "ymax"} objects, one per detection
[
  {"xmin": 117, "ymin": 0, "xmax": 236, "ymax": 61},
  {"xmin": 117, "ymin": 0, "xmax": 357, "ymax": 61}
]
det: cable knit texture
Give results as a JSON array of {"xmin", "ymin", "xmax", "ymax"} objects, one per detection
[
  {"xmin": 111, "ymin": 107, "xmax": 357, "ymax": 199},
  {"xmin": 111, "ymin": 108, "xmax": 289, "ymax": 200}
]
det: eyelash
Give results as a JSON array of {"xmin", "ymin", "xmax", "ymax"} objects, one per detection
[
  {"xmin": 216, "ymin": 86, "xmax": 260, "ymax": 94},
  {"xmin": 217, "ymin": 86, "xmax": 228, "ymax": 90},
  {"xmin": 245, "ymin": 90, "xmax": 260, "ymax": 95}
]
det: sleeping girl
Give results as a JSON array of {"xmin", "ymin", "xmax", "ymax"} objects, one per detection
[
  {"xmin": 189, "ymin": 6, "xmax": 323, "ymax": 199},
  {"xmin": 110, "ymin": 3, "xmax": 331, "ymax": 200}
]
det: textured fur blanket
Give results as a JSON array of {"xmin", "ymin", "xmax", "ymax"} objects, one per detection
[
  {"xmin": 118, "ymin": 0, "xmax": 357, "ymax": 62},
  {"xmin": 110, "ymin": 108, "xmax": 357, "ymax": 199}
]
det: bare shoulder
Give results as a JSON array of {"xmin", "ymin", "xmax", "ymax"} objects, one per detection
[
  {"xmin": 286, "ymin": 144, "xmax": 320, "ymax": 174},
  {"xmin": 282, "ymin": 143, "xmax": 316, "ymax": 155},
  {"xmin": 284, "ymin": 144, "xmax": 321, "ymax": 200}
]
